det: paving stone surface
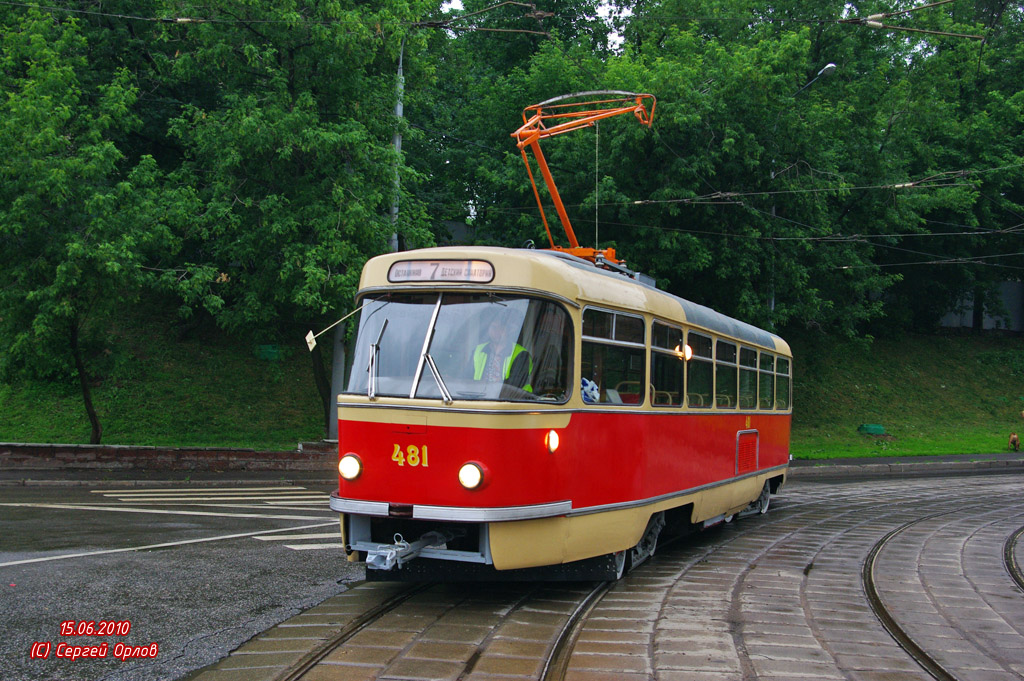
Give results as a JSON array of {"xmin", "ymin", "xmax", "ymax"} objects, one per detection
[{"xmin": 182, "ymin": 475, "xmax": 1024, "ymax": 681}]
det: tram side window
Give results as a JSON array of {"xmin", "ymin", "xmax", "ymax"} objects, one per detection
[
  {"xmin": 524, "ymin": 302, "xmax": 574, "ymax": 400},
  {"xmin": 686, "ymin": 332, "xmax": 713, "ymax": 408},
  {"xmin": 581, "ymin": 309, "xmax": 646, "ymax": 405},
  {"xmin": 739, "ymin": 347, "xmax": 757, "ymax": 410},
  {"xmin": 651, "ymin": 321, "xmax": 684, "ymax": 407},
  {"xmin": 759, "ymin": 353, "xmax": 775, "ymax": 409},
  {"xmin": 716, "ymin": 341, "xmax": 738, "ymax": 408},
  {"xmin": 582, "ymin": 309, "xmax": 613, "ymax": 339},
  {"xmin": 776, "ymin": 357, "xmax": 791, "ymax": 410}
]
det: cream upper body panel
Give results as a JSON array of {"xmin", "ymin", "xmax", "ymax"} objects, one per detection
[{"xmin": 359, "ymin": 247, "xmax": 790, "ymax": 356}]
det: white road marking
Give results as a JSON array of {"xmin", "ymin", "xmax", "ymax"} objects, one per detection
[
  {"xmin": 0, "ymin": 521, "xmax": 338, "ymax": 568},
  {"xmin": 90, "ymin": 486, "xmax": 310, "ymax": 494},
  {"xmin": 111, "ymin": 495, "xmax": 326, "ymax": 502},
  {"xmin": 4, "ymin": 487, "xmax": 338, "ymax": 556},
  {"xmin": 105, "ymin": 490, "xmax": 325, "ymax": 498},
  {"xmin": 283, "ymin": 543, "xmax": 345, "ymax": 550},
  {"xmin": 253, "ymin": 533, "xmax": 340, "ymax": 541},
  {"xmin": 0, "ymin": 502, "xmax": 327, "ymax": 522},
  {"xmin": 32, "ymin": 501, "xmax": 331, "ymax": 512},
  {"xmin": 89, "ymin": 487, "xmax": 330, "ymax": 511}
]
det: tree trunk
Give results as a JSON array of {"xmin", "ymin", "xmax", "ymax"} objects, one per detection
[
  {"xmin": 972, "ymin": 286, "xmax": 985, "ymax": 333},
  {"xmin": 70, "ymin": 323, "xmax": 102, "ymax": 444},
  {"xmin": 309, "ymin": 342, "xmax": 332, "ymax": 440}
]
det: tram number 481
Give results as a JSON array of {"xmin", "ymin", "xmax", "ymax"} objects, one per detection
[{"xmin": 392, "ymin": 444, "xmax": 429, "ymax": 467}]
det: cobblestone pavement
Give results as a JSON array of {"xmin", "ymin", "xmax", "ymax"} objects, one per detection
[
  {"xmin": 180, "ymin": 473, "xmax": 1024, "ymax": 681},
  {"xmin": 564, "ymin": 474, "xmax": 1024, "ymax": 681}
]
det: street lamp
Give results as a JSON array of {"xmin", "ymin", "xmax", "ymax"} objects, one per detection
[
  {"xmin": 792, "ymin": 62, "xmax": 836, "ymax": 97},
  {"xmin": 768, "ymin": 62, "xmax": 837, "ymax": 324}
]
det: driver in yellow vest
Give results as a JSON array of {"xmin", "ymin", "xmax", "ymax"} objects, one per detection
[{"xmin": 473, "ymin": 319, "xmax": 533, "ymax": 392}]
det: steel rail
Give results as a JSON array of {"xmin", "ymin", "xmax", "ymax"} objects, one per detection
[
  {"xmin": 540, "ymin": 580, "xmax": 614, "ymax": 681},
  {"xmin": 1003, "ymin": 524, "xmax": 1024, "ymax": 594},
  {"xmin": 537, "ymin": 500, "xmax": 780, "ymax": 681},
  {"xmin": 862, "ymin": 512, "xmax": 961, "ymax": 681},
  {"xmin": 272, "ymin": 583, "xmax": 432, "ymax": 681}
]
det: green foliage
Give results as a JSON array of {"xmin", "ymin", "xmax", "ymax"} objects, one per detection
[
  {"xmin": 0, "ymin": 10, "xmax": 174, "ymax": 377},
  {"xmin": 1, "ymin": 0, "xmax": 1023, "ymax": 446},
  {"xmin": 412, "ymin": 0, "xmax": 1023, "ymax": 338},
  {"xmin": 159, "ymin": 0, "xmax": 437, "ymax": 332}
]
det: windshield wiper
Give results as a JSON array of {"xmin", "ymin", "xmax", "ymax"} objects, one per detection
[
  {"xmin": 409, "ymin": 294, "xmax": 444, "ymax": 400},
  {"xmin": 423, "ymin": 354, "xmax": 453, "ymax": 405},
  {"xmin": 367, "ymin": 319, "xmax": 388, "ymax": 401}
]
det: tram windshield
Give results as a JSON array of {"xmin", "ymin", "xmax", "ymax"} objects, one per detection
[{"xmin": 345, "ymin": 292, "xmax": 573, "ymax": 403}]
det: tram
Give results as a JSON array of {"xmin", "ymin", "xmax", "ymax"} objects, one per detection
[
  {"xmin": 328, "ymin": 92, "xmax": 791, "ymax": 580},
  {"xmin": 329, "ymin": 246, "xmax": 792, "ymax": 580}
]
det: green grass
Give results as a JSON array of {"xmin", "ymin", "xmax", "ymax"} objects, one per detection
[
  {"xmin": 0, "ymin": 309, "xmax": 323, "ymax": 450},
  {"xmin": 790, "ymin": 333, "xmax": 1024, "ymax": 459},
  {"xmin": 1, "ymin": 308, "xmax": 1022, "ymax": 459}
]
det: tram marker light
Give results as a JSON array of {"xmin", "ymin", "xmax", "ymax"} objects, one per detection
[
  {"xmin": 674, "ymin": 343, "xmax": 693, "ymax": 361},
  {"xmin": 339, "ymin": 454, "xmax": 362, "ymax": 481},
  {"xmin": 545, "ymin": 430, "xmax": 560, "ymax": 453},
  {"xmin": 458, "ymin": 462, "xmax": 485, "ymax": 490}
]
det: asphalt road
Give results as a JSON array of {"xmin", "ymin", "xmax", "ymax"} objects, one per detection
[{"xmin": 0, "ymin": 483, "xmax": 364, "ymax": 681}]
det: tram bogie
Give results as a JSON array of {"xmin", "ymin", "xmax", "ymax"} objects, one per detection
[{"xmin": 330, "ymin": 246, "xmax": 792, "ymax": 581}]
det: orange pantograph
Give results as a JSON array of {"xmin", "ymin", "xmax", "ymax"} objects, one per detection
[{"xmin": 511, "ymin": 91, "xmax": 656, "ymax": 266}]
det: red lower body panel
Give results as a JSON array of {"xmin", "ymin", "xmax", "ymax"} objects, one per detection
[{"xmin": 337, "ymin": 411, "xmax": 791, "ymax": 513}]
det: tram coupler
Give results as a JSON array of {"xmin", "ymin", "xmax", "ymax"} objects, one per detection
[{"xmin": 365, "ymin": 529, "xmax": 461, "ymax": 571}]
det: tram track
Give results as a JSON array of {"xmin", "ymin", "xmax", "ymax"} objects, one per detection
[
  {"xmin": 539, "ymin": 580, "xmax": 613, "ymax": 681},
  {"xmin": 182, "ymin": 477, "xmax": 1024, "ymax": 681},
  {"xmin": 862, "ymin": 513, "xmax": 961, "ymax": 681},
  {"xmin": 252, "ymin": 578, "xmax": 603, "ymax": 681},
  {"xmin": 623, "ymin": 484, "xmax": 1024, "ymax": 681},
  {"xmin": 1004, "ymin": 525, "xmax": 1024, "ymax": 594},
  {"xmin": 272, "ymin": 583, "xmax": 431, "ymax": 681},
  {"xmin": 860, "ymin": 499, "xmax": 1024, "ymax": 681}
]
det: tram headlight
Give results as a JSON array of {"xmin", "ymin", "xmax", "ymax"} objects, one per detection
[
  {"xmin": 545, "ymin": 430, "xmax": 560, "ymax": 453},
  {"xmin": 458, "ymin": 462, "xmax": 484, "ymax": 490},
  {"xmin": 339, "ymin": 454, "xmax": 362, "ymax": 481}
]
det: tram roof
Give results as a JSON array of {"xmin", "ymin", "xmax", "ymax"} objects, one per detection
[{"xmin": 359, "ymin": 247, "xmax": 790, "ymax": 355}]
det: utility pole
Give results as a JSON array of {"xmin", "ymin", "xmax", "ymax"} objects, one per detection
[
  {"xmin": 387, "ymin": 3, "xmax": 548, "ymax": 254},
  {"xmin": 328, "ymin": 4, "xmax": 548, "ymax": 440},
  {"xmin": 389, "ymin": 35, "xmax": 406, "ymax": 254}
]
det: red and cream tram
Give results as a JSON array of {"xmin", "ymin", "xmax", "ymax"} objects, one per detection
[{"xmin": 330, "ymin": 245, "xmax": 792, "ymax": 580}]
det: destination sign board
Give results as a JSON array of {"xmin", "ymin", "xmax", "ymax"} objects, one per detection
[{"xmin": 387, "ymin": 260, "xmax": 494, "ymax": 284}]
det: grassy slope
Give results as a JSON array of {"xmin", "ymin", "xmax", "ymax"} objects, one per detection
[
  {"xmin": 0, "ymin": 311, "xmax": 323, "ymax": 451},
  {"xmin": 1, "ymin": 310, "xmax": 1021, "ymax": 458},
  {"xmin": 790, "ymin": 332, "xmax": 1024, "ymax": 458}
]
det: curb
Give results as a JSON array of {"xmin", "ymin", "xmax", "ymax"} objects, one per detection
[
  {"xmin": 788, "ymin": 458, "xmax": 1024, "ymax": 480},
  {"xmin": 0, "ymin": 441, "xmax": 334, "ymax": 471}
]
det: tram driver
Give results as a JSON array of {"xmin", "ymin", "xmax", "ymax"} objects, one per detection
[{"xmin": 473, "ymin": 318, "xmax": 533, "ymax": 393}]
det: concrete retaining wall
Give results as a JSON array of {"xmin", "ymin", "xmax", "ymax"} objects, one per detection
[{"xmin": 0, "ymin": 442, "xmax": 335, "ymax": 472}]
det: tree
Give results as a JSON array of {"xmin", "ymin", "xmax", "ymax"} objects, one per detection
[
  {"xmin": 436, "ymin": 0, "xmax": 1023, "ymax": 337},
  {"xmin": 404, "ymin": 0, "xmax": 614, "ymax": 246},
  {"xmin": 155, "ymin": 1, "xmax": 438, "ymax": 435},
  {"xmin": 0, "ymin": 9, "xmax": 191, "ymax": 443}
]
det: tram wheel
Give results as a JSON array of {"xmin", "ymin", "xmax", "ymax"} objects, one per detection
[
  {"xmin": 739, "ymin": 482, "xmax": 772, "ymax": 518},
  {"xmin": 754, "ymin": 481, "xmax": 771, "ymax": 514},
  {"xmin": 613, "ymin": 551, "xmax": 628, "ymax": 579}
]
